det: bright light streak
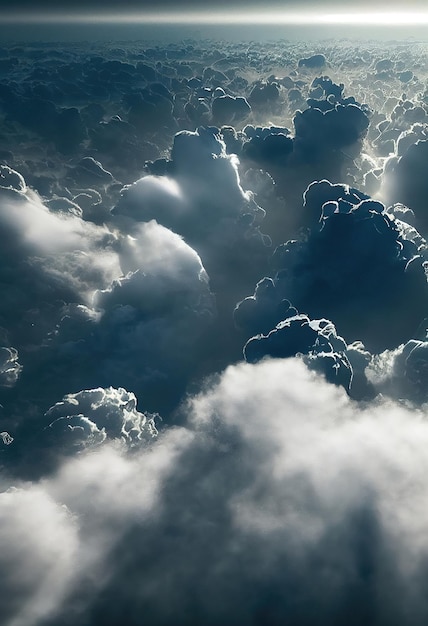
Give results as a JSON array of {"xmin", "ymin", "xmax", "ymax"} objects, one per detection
[
  {"xmin": 2, "ymin": 10, "xmax": 428, "ymax": 25},
  {"xmin": 322, "ymin": 11, "xmax": 428, "ymax": 24}
]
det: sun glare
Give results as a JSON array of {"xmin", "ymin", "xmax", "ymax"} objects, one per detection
[{"xmin": 2, "ymin": 9, "xmax": 428, "ymax": 25}]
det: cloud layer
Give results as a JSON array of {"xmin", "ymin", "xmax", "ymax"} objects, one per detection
[
  {"xmin": 1, "ymin": 34, "xmax": 428, "ymax": 626},
  {"xmin": 4, "ymin": 360, "xmax": 428, "ymax": 625}
]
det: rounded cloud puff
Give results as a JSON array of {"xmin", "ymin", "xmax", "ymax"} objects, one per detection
[
  {"xmin": 45, "ymin": 386, "xmax": 158, "ymax": 452},
  {"xmin": 244, "ymin": 314, "xmax": 353, "ymax": 390},
  {"xmin": 272, "ymin": 182, "xmax": 427, "ymax": 351},
  {"xmin": 43, "ymin": 221, "xmax": 216, "ymax": 415},
  {"xmin": 115, "ymin": 127, "xmax": 270, "ymax": 313},
  {"xmin": 0, "ymin": 166, "xmax": 121, "ymax": 356}
]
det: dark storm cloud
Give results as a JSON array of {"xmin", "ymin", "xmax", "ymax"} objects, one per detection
[
  {"xmin": 298, "ymin": 53, "xmax": 327, "ymax": 69},
  {"xmin": 211, "ymin": 94, "xmax": 251, "ymax": 126},
  {"xmin": 236, "ymin": 285, "xmax": 373, "ymax": 397},
  {"xmin": 0, "ymin": 170, "xmax": 215, "ymax": 464},
  {"xmin": 0, "ymin": 93, "xmax": 88, "ymax": 155},
  {"xmin": 238, "ymin": 86, "xmax": 371, "ymax": 245},
  {"xmin": 383, "ymin": 140, "xmax": 428, "ymax": 236},
  {"xmin": 244, "ymin": 312, "xmax": 354, "ymax": 390},
  {"xmin": 235, "ymin": 180, "xmax": 428, "ymax": 353}
]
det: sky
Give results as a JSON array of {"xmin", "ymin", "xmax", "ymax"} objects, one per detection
[
  {"xmin": 2, "ymin": 0, "xmax": 428, "ymax": 21},
  {"xmin": 2, "ymin": 0, "xmax": 428, "ymax": 41}
]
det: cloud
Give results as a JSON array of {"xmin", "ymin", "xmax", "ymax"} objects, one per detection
[
  {"xmin": 211, "ymin": 94, "xmax": 251, "ymax": 126},
  {"xmin": 115, "ymin": 126, "xmax": 271, "ymax": 310},
  {"xmin": 298, "ymin": 53, "xmax": 327, "ymax": 69},
  {"xmin": 367, "ymin": 338, "xmax": 428, "ymax": 404},
  {"xmin": 1, "ymin": 35, "xmax": 428, "ymax": 626},
  {"xmin": 111, "ymin": 174, "xmax": 189, "ymax": 233},
  {"xmin": 0, "ymin": 164, "xmax": 217, "ymax": 431},
  {"xmin": 32, "ymin": 220, "xmax": 217, "ymax": 416},
  {"xmin": 0, "ymin": 487, "xmax": 79, "ymax": 626},
  {"xmin": 5, "ymin": 359, "xmax": 428, "ymax": 625},
  {"xmin": 0, "ymin": 346, "xmax": 22, "ymax": 388},
  {"xmin": 235, "ymin": 180, "xmax": 428, "ymax": 352},
  {"xmin": 243, "ymin": 313, "xmax": 353, "ymax": 390},
  {"xmin": 0, "ymin": 166, "xmax": 121, "ymax": 353},
  {"xmin": 239, "ymin": 90, "xmax": 370, "ymax": 244},
  {"xmin": 383, "ymin": 140, "xmax": 428, "ymax": 236},
  {"xmin": 45, "ymin": 386, "xmax": 158, "ymax": 452},
  {"xmin": 1, "ymin": 426, "xmax": 189, "ymax": 626},
  {"xmin": 248, "ymin": 80, "xmax": 281, "ymax": 109}
]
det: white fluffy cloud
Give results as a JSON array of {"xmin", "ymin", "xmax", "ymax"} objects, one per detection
[
  {"xmin": 0, "ymin": 177, "xmax": 120, "ymax": 299},
  {"xmin": 0, "ymin": 427, "xmax": 191, "ymax": 626},
  {"xmin": 45, "ymin": 386, "xmax": 158, "ymax": 451},
  {"xmin": 0, "ymin": 487, "xmax": 79, "ymax": 626},
  {"xmin": 4, "ymin": 359, "xmax": 428, "ymax": 625}
]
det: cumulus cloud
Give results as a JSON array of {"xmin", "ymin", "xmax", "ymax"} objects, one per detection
[
  {"xmin": 367, "ymin": 337, "xmax": 428, "ymax": 405},
  {"xmin": 211, "ymin": 94, "xmax": 251, "ymax": 126},
  {"xmin": 2, "ymin": 35, "xmax": 428, "ymax": 626},
  {"xmin": 111, "ymin": 174, "xmax": 189, "ymax": 234},
  {"xmin": 0, "ymin": 163, "xmax": 209, "ymax": 432},
  {"xmin": 115, "ymin": 126, "xmax": 271, "ymax": 312},
  {"xmin": 239, "ymin": 89, "xmax": 370, "ymax": 244},
  {"xmin": 383, "ymin": 140, "xmax": 428, "ymax": 236},
  {"xmin": 0, "ymin": 164, "xmax": 217, "ymax": 429},
  {"xmin": 0, "ymin": 165, "xmax": 121, "ymax": 358},
  {"xmin": 4, "ymin": 360, "xmax": 428, "ymax": 625},
  {"xmin": 45, "ymin": 386, "xmax": 158, "ymax": 453},
  {"xmin": 243, "ymin": 313, "xmax": 353, "ymax": 390},
  {"xmin": 33, "ymin": 220, "xmax": 217, "ymax": 416},
  {"xmin": 0, "ymin": 166, "xmax": 118, "ymax": 276},
  {"xmin": 115, "ymin": 126, "xmax": 259, "ymax": 233},
  {"xmin": 298, "ymin": 53, "xmax": 327, "ymax": 69},
  {"xmin": 1, "ymin": 426, "xmax": 189, "ymax": 626},
  {"xmin": 235, "ymin": 180, "xmax": 428, "ymax": 352}
]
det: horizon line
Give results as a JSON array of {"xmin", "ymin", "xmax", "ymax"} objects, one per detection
[{"xmin": 2, "ymin": 10, "xmax": 428, "ymax": 26}]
